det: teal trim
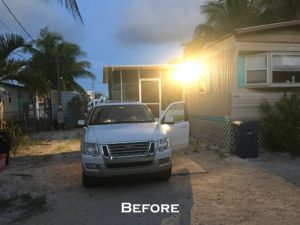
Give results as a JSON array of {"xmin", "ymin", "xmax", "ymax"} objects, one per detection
[
  {"xmin": 224, "ymin": 116, "xmax": 230, "ymax": 124},
  {"xmin": 238, "ymin": 55, "xmax": 246, "ymax": 88},
  {"xmin": 189, "ymin": 114, "xmax": 231, "ymax": 123}
]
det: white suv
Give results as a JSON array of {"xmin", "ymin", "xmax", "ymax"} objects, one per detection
[{"xmin": 80, "ymin": 101, "xmax": 189, "ymax": 187}]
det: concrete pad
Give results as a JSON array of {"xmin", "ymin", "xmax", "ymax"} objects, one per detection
[{"xmin": 172, "ymin": 152, "xmax": 206, "ymax": 176}]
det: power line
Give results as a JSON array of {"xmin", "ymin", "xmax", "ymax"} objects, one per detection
[
  {"xmin": 1, "ymin": 0, "xmax": 34, "ymax": 41},
  {"xmin": 0, "ymin": 18, "xmax": 13, "ymax": 33}
]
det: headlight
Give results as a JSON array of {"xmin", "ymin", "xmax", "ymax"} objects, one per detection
[
  {"xmin": 83, "ymin": 143, "xmax": 100, "ymax": 157},
  {"xmin": 158, "ymin": 137, "xmax": 170, "ymax": 152}
]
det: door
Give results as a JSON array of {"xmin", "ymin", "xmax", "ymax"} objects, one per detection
[
  {"xmin": 140, "ymin": 79, "xmax": 161, "ymax": 118},
  {"xmin": 159, "ymin": 101, "xmax": 189, "ymax": 150}
]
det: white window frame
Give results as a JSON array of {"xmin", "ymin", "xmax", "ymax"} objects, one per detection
[
  {"xmin": 139, "ymin": 78, "xmax": 161, "ymax": 117},
  {"xmin": 245, "ymin": 52, "xmax": 300, "ymax": 88},
  {"xmin": 245, "ymin": 54, "xmax": 269, "ymax": 86},
  {"xmin": 270, "ymin": 52, "xmax": 300, "ymax": 87}
]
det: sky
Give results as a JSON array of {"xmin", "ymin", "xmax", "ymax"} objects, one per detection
[{"xmin": 0, "ymin": 0, "xmax": 205, "ymax": 94}]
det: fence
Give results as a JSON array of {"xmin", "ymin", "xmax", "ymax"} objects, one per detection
[
  {"xmin": 189, "ymin": 117, "xmax": 265, "ymax": 152},
  {"xmin": 3, "ymin": 109, "xmax": 51, "ymax": 133}
]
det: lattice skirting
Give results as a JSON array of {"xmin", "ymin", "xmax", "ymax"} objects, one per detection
[
  {"xmin": 190, "ymin": 118, "xmax": 235, "ymax": 152},
  {"xmin": 257, "ymin": 130, "xmax": 265, "ymax": 152},
  {"xmin": 190, "ymin": 118, "xmax": 265, "ymax": 152}
]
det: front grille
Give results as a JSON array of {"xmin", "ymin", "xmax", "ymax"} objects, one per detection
[
  {"xmin": 102, "ymin": 145, "xmax": 109, "ymax": 157},
  {"xmin": 106, "ymin": 161, "xmax": 153, "ymax": 169},
  {"xmin": 108, "ymin": 142, "xmax": 151, "ymax": 157}
]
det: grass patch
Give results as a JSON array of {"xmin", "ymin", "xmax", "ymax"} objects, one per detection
[
  {"xmin": 66, "ymin": 138, "xmax": 81, "ymax": 145},
  {"xmin": 54, "ymin": 139, "xmax": 80, "ymax": 151},
  {"xmin": 20, "ymin": 135, "xmax": 45, "ymax": 147},
  {"xmin": 54, "ymin": 143, "xmax": 69, "ymax": 151}
]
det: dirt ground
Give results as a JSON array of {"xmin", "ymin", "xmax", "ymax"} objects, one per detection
[{"xmin": 0, "ymin": 129, "xmax": 300, "ymax": 225}]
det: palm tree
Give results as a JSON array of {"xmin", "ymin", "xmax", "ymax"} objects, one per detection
[
  {"xmin": 0, "ymin": 33, "xmax": 26, "ymax": 129},
  {"xmin": 0, "ymin": 33, "xmax": 25, "ymax": 81},
  {"xmin": 24, "ymin": 27, "xmax": 95, "ymax": 96},
  {"xmin": 202, "ymin": 0, "xmax": 259, "ymax": 34},
  {"xmin": 54, "ymin": 41, "xmax": 95, "ymax": 93},
  {"xmin": 187, "ymin": 0, "xmax": 300, "ymax": 54},
  {"xmin": 259, "ymin": 0, "xmax": 300, "ymax": 24},
  {"xmin": 186, "ymin": 0, "xmax": 260, "ymax": 52}
]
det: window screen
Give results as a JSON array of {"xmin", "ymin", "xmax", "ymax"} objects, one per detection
[
  {"xmin": 245, "ymin": 55, "xmax": 267, "ymax": 84},
  {"xmin": 121, "ymin": 70, "xmax": 139, "ymax": 101},
  {"xmin": 111, "ymin": 70, "xmax": 121, "ymax": 100},
  {"xmin": 272, "ymin": 55, "xmax": 300, "ymax": 84}
]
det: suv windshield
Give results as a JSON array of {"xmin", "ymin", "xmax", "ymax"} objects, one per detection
[{"xmin": 89, "ymin": 105, "xmax": 155, "ymax": 125}]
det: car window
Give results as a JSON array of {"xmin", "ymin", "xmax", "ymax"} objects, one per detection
[
  {"xmin": 89, "ymin": 105, "xmax": 155, "ymax": 125},
  {"xmin": 164, "ymin": 103, "xmax": 185, "ymax": 123}
]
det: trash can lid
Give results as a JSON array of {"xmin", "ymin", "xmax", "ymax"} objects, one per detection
[{"xmin": 232, "ymin": 121, "xmax": 243, "ymax": 126}]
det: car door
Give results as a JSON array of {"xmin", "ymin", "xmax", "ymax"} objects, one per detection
[{"xmin": 159, "ymin": 101, "xmax": 189, "ymax": 150}]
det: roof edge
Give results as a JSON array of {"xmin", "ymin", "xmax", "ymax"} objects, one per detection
[{"xmin": 235, "ymin": 20, "xmax": 300, "ymax": 35}]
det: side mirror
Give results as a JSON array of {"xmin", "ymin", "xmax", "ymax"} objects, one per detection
[{"xmin": 163, "ymin": 115, "xmax": 174, "ymax": 125}]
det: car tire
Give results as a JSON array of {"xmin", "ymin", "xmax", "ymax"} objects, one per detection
[
  {"xmin": 82, "ymin": 173, "xmax": 95, "ymax": 188},
  {"xmin": 156, "ymin": 167, "xmax": 172, "ymax": 181}
]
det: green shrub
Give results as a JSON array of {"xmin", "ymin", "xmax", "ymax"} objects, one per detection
[
  {"xmin": 68, "ymin": 95, "xmax": 87, "ymax": 121},
  {"xmin": 260, "ymin": 91, "xmax": 300, "ymax": 155},
  {"xmin": 5, "ymin": 120, "xmax": 24, "ymax": 151}
]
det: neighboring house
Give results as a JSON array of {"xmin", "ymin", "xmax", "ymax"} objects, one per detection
[
  {"xmin": 51, "ymin": 90, "xmax": 82, "ymax": 127},
  {"xmin": 86, "ymin": 90, "xmax": 105, "ymax": 100},
  {"xmin": 0, "ymin": 82, "xmax": 30, "ymax": 122},
  {"xmin": 185, "ymin": 20, "xmax": 300, "ymax": 151},
  {"xmin": 103, "ymin": 65, "xmax": 184, "ymax": 117}
]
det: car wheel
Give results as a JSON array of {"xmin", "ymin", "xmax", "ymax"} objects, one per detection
[
  {"xmin": 156, "ymin": 167, "xmax": 172, "ymax": 181},
  {"xmin": 82, "ymin": 173, "xmax": 95, "ymax": 188}
]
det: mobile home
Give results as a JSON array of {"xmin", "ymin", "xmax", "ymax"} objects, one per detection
[{"xmin": 185, "ymin": 20, "xmax": 300, "ymax": 151}]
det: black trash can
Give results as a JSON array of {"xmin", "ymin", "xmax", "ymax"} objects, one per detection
[
  {"xmin": 0, "ymin": 130, "xmax": 12, "ymax": 165},
  {"xmin": 232, "ymin": 121, "xmax": 258, "ymax": 158}
]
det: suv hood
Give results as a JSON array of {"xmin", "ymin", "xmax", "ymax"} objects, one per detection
[{"xmin": 85, "ymin": 123, "xmax": 163, "ymax": 144}]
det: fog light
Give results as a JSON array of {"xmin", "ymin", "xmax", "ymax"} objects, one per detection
[
  {"xmin": 159, "ymin": 157, "xmax": 170, "ymax": 165},
  {"xmin": 85, "ymin": 163, "xmax": 100, "ymax": 169}
]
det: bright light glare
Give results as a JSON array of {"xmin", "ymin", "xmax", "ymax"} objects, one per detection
[
  {"xmin": 161, "ymin": 124, "xmax": 171, "ymax": 132},
  {"xmin": 173, "ymin": 61, "xmax": 205, "ymax": 84}
]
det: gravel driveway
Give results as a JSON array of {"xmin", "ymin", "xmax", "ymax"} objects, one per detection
[{"xmin": 0, "ymin": 129, "xmax": 299, "ymax": 225}]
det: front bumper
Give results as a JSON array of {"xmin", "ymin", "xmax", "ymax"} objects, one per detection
[{"xmin": 81, "ymin": 150, "xmax": 171, "ymax": 178}]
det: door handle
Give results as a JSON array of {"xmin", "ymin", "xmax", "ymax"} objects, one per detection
[{"xmin": 180, "ymin": 125, "xmax": 188, "ymax": 128}]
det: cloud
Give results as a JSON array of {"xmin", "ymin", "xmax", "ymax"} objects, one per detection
[
  {"xmin": 115, "ymin": 0, "xmax": 205, "ymax": 46},
  {"xmin": 0, "ymin": 0, "xmax": 84, "ymax": 43}
]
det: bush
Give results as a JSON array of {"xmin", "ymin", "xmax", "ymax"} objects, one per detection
[
  {"xmin": 260, "ymin": 91, "xmax": 300, "ymax": 155},
  {"xmin": 68, "ymin": 95, "xmax": 88, "ymax": 124},
  {"xmin": 4, "ymin": 120, "xmax": 24, "ymax": 151}
]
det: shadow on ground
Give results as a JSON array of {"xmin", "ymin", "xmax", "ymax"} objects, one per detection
[{"xmin": 1, "ymin": 151, "xmax": 196, "ymax": 225}]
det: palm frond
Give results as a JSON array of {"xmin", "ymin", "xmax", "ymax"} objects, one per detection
[
  {"xmin": 58, "ymin": 0, "xmax": 83, "ymax": 24},
  {"xmin": 0, "ymin": 59, "xmax": 26, "ymax": 81},
  {"xmin": 0, "ymin": 33, "xmax": 25, "ymax": 62},
  {"xmin": 70, "ymin": 81, "xmax": 87, "ymax": 95}
]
